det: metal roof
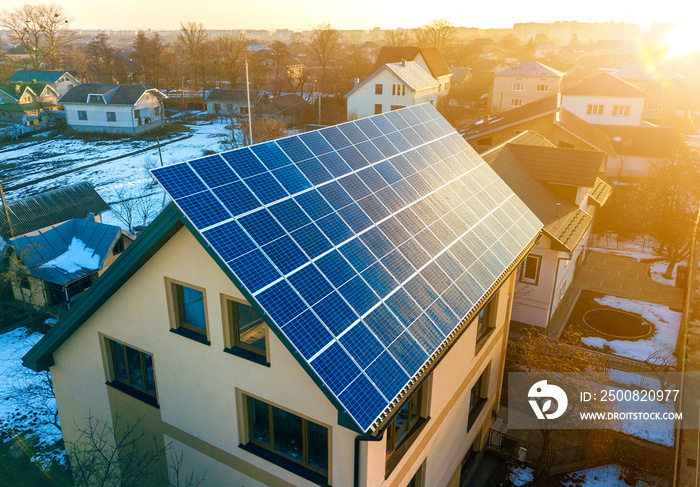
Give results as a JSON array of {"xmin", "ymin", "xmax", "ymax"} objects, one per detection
[
  {"xmin": 496, "ymin": 61, "xmax": 563, "ymax": 78},
  {"xmin": 8, "ymin": 70, "xmax": 69, "ymax": 83},
  {"xmin": 60, "ymin": 83, "xmax": 165, "ymax": 105}
]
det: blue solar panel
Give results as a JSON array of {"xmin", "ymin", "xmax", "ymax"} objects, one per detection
[{"xmin": 152, "ymin": 104, "xmax": 543, "ymax": 432}]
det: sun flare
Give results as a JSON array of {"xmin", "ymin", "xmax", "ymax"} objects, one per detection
[{"xmin": 665, "ymin": 23, "xmax": 700, "ymax": 57}]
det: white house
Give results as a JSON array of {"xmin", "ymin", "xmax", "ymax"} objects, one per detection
[
  {"xmin": 483, "ymin": 131, "xmax": 611, "ymax": 328},
  {"xmin": 8, "ymin": 70, "xmax": 80, "ymax": 97},
  {"xmin": 345, "ymin": 61, "xmax": 439, "ymax": 119},
  {"xmin": 204, "ymin": 88, "xmax": 267, "ymax": 117},
  {"xmin": 24, "ymin": 106, "xmax": 543, "ymax": 487},
  {"xmin": 373, "ymin": 46, "xmax": 452, "ymax": 97},
  {"xmin": 61, "ymin": 83, "xmax": 166, "ymax": 135},
  {"xmin": 560, "ymin": 72, "xmax": 647, "ymax": 127},
  {"xmin": 490, "ymin": 61, "xmax": 563, "ymax": 115}
]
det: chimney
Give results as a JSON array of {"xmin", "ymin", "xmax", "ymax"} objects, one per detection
[
  {"xmin": 555, "ymin": 203, "xmax": 561, "ymax": 217},
  {"xmin": 87, "ymin": 212, "xmax": 95, "ymax": 222},
  {"xmin": 354, "ymin": 78, "xmax": 359, "ymax": 87},
  {"xmin": 15, "ymin": 85, "xmax": 20, "ymax": 95},
  {"xmin": 483, "ymin": 114, "xmax": 489, "ymax": 124},
  {"xmin": 402, "ymin": 59, "xmax": 406, "ymax": 67}
]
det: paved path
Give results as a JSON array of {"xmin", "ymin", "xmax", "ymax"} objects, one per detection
[{"xmin": 547, "ymin": 251, "xmax": 684, "ymax": 337}]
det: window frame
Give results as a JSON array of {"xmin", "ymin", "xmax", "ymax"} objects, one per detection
[
  {"xmin": 510, "ymin": 98, "xmax": 522, "ymax": 107},
  {"xmin": 648, "ymin": 101, "xmax": 663, "ymax": 111},
  {"xmin": 468, "ymin": 365, "xmax": 490, "ymax": 430},
  {"xmin": 112, "ymin": 237, "xmax": 125, "ymax": 255},
  {"xmin": 374, "ymin": 104, "xmax": 382, "ymax": 114},
  {"xmin": 241, "ymin": 393, "xmax": 330, "ymax": 483},
  {"xmin": 77, "ymin": 110, "xmax": 88, "ymax": 121},
  {"xmin": 475, "ymin": 292, "xmax": 498, "ymax": 343},
  {"xmin": 586, "ymin": 104, "xmax": 604, "ymax": 115},
  {"xmin": 375, "ymin": 83, "xmax": 383, "ymax": 95},
  {"xmin": 519, "ymin": 254, "xmax": 542, "ymax": 285},
  {"xmin": 612, "ymin": 105, "xmax": 630, "ymax": 117},
  {"xmin": 106, "ymin": 111, "xmax": 116, "ymax": 122},
  {"xmin": 103, "ymin": 336, "xmax": 158, "ymax": 407},
  {"xmin": 165, "ymin": 277, "xmax": 210, "ymax": 345},
  {"xmin": 384, "ymin": 379, "xmax": 430, "ymax": 476},
  {"xmin": 512, "ymin": 80, "xmax": 524, "ymax": 91},
  {"xmin": 222, "ymin": 294, "xmax": 269, "ymax": 365},
  {"xmin": 536, "ymin": 83, "xmax": 549, "ymax": 92}
]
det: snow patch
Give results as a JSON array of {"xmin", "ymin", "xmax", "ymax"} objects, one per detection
[
  {"xmin": 510, "ymin": 465, "xmax": 534, "ymax": 486},
  {"xmin": 588, "ymin": 247, "xmax": 659, "ymax": 262},
  {"xmin": 649, "ymin": 260, "xmax": 679, "ymax": 287},
  {"xmin": 39, "ymin": 237, "xmax": 100, "ymax": 273},
  {"xmin": 581, "ymin": 295, "xmax": 680, "ymax": 364}
]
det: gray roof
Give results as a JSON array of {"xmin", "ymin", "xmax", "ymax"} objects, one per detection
[
  {"xmin": 9, "ymin": 219, "xmax": 126, "ymax": 286},
  {"xmin": 345, "ymin": 61, "xmax": 438, "ymax": 99},
  {"xmin": 8, "ymin": 70, "xmax": 70, "ymax": 83},
  {"xmin": 496, "ymin": 61, "xmax": 563, "ymax": 78},
  {"xmin": 0, "ymin": 183, "xmax": 110, "ymax": 239},
  {"xmin": 204, "ymin": 89, "xmax": 266, "ymax": 103},
  {"xmin": 614, "ymin": 62, "xmax": 683, "ymax": 82},
  {"xmin": 60, "ymin": 83, "xmax": 165, "ymax": 105}
]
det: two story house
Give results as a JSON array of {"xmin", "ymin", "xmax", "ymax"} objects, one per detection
[
  {"xmin": 613, "ymin": 62, "xmax": 683, "ymax": 124},
  {"xmin": 345, "ymin": 61, "xmax": 439, "ymax": 119},
  {"xmin": 61, "ymin": 83, "xmax": 166, "ymax": 135},
  {"xmin": 490, "ymin": 61, "xmax": 563, "ymax": 115},
  {"xmin": 24, "ymin": 105, "xmax": 543, "ymax": 487},
  {"xmin": 7, "ymin": 69, "xmax": 80, "ymax": 97},
  {"xmin": 373, "ymin": 47, "xmax": 452, "ymax": 97},
  {"xmin": 482, "ymin": 131, "xmax": 611, "ymax": 328},
  {"xmin": 0, "ymin": 82, "xmax": 59, "ymax": 124}
]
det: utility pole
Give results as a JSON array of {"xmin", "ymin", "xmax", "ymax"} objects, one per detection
[
  {"xmin": 245, "ymin": 60, "xmax": 253, "ymax": 145},
  {"xmin": 0, "ymin": 181, "xmax": 14, "ymax": 238},
  {"xmin": 156, "ymin": 137, "xmax": 163, "ymax": 166},
  {"xmin": 316, "ymin": 77, "xmax": 321, "ymax": 125}
]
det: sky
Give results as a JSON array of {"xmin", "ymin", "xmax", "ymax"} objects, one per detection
[{"xmin": 0, "ymin": 0, "xmax": 689, "ymax": 31}]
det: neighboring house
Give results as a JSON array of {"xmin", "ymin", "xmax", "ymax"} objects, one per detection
[
  {"xmin": 482, "ymin": 131, "xmax": 611, "ymax": 327},
  {"xmin": 560, "ymin": 72, "xmax": 647, "ymax": 127},
  {"xmin": 373, "ymin": 46, "xmax": 452, "ymax": 96},
  {"xmin": 24, "ymin": 105, "xmax": 543, "ymax": 487},
  {"xmin": 0, "ymin": 182, "xmax": 110, "ymax": 240},
  {"xmin": 460, "ymin": 95, "xmax": 616, "ymax": 165},
  {"xmin": 345, "ymin": 60, "xmax": 439, "ymax": 119},
  {"xmin": 8, "ymin": 70, "xmax": 81, "ymax": 97},
  {"xmin": 61, "ymin": 83, "xmax": 166, "ymax": 135},
  {"xmin": 260, "ymin": 52, "xmax": 305, "ymax": 88},
  {"xmin": 534, "ymin": 44, "xmax": 562, "ymax": 59},
  {"xmin": 256, "ymin": 93, "xmax": 312, "ymax": 126},
  {"xmin": 204, "ymin": 89, "xmax": 267, "ymax": 116},
  {"xmin": 449, "ymin": 67, "xmax": 472, "ymax": 90},
  {"xmin": 0, "ymin": 82, "xmax": 59, "ymax": 124},
  {"xmin": 601, "ymin": 125, "xmax": 678, "ymax": 180},
  {"xmin": 613, "ymin": 62, "xmax": 683, "ymax": 123},
  {"xmin": 7, "ymin": 218, "xmax": 133, "ymax": 309},
  {"xmin": 490, "ymin": 61, "xmax": 563, "ymax": 115}
]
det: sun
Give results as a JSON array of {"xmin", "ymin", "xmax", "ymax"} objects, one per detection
[{"xmin": 664, "ymin": 23, "xmax": 700, "ymax": 57}]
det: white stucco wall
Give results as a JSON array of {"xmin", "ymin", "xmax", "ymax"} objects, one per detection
[
  {"xmin": 560, "ymin": 94, "xmax": 645, "ymax": 126},
  {"xmin": 64, "ymin": 92, "xmax": 163, "ymax": 134},
  {"xmin": 491, "ymin": 75, "xmax": 560, "ymax": 115}
]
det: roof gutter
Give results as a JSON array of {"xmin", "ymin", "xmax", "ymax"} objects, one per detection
[{"xmin": 354, "ymin": 430, "xmax": 384, "ymax": 487}]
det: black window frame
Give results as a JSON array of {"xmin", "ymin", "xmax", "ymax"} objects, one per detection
[
  {"xmin": 169, "ymin": 281, "xmax": 210, "ymax": 345},
  {"xmin": 384, "ymin": 381, "xmax": 429, "ymax": 477},
  {"xmin": 476, "ymin": 294, "xmax": 497, "ymax": 343},
  {"xmin": 106, "ymin": 111, "xmax": 116, "ymax": 122},
  {"xmin": 112, "ymin": 237, "xmax": 125, "ymax": 255},
  {"xmin": 519, "ymin": 254, "xmax": 541, "ymax": 285},
  {"xmin": 468, "ymin": 366, "xmax": 489, "ymax": 430},
  {"xmin": 242, "ymin": 394, "xmax": 330, "ymax": 484},
  {"xmin": 224, "ymin": 297, "xmax": 269, "ymax": 365},
  {"xmin": 77, "ymin": 110, "xmax": 87, "ymax": 120},
  {"xmin": 106, "ymin": 337, "xmax": 158, "ymax": 407}
]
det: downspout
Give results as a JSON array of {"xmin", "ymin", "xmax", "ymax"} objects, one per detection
[{"xmin": 354, "ymin": 430, "xmax": 384, "ymax": 487}]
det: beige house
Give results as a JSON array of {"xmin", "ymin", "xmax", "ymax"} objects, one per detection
[
  {"xmin": 490, "ymin": 61, "xmax": 563, "ymax": 115},
  {"xmin": 613, "ymin": 62, "xmax": 683, "ymax": 124},
  {"xmin": 0, "ymin": 82, "xmax": 59, "ymax": 124},
  {"xmin": 8, "ymin": 69, "xmax": 80, "ymax": 97},
  {"xmin": 482, "ymin": 131, "xmax": 611, "ymax": 328},
  {"xmin": 24, "ymin": 106, "xmax": 543, "ymax": 487}
]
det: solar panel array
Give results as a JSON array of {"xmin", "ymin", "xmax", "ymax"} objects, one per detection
[{"xmin": 152, "ymin": 104, "xmax": 542, "ymax": 432}]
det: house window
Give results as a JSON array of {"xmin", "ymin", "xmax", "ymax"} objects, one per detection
[
  {"xmin": 648, "ymin": 101, "xmax": 663, "ymax": 110},
  {"xmin": 402, "ymin": 85, "xmax": 406, "ymax": 96},
  {"xmin": 77, "ymin": 110, "xmax": 87, "ymax": 120},
  {"xmin": 168, "ymin": 280, "xmax": 209, "ymax": 344},
  {"xmin": 520, "ymin": 254, "xmax": 541, "ymax": 285},
  {"xmin": 224, "ymin": 297, "xmax": 268, "ymax": 364},
  {"xmin": 392, "ymin": 84, "xmax": 396, "ymax": 95},
  {"xmin": 112, "ymin": 237, "xmax": 125, "ymax": 255},
  {"xmin": 66, "ymin": 273, "xmax": 96, "ymax": 299},
  {"xmin": 476, "ymin": 294, "xmax": 497, "ymax": 342},
  {"xmin": 375, "ymin": 104, "xmax": 382, "ymax": 114},
  {"xmin": 510, "ymin": 99, "xmax": 522, "ymax": 107},
  {"xmin": 586, "ymin": 104, "xmax": 604, "ymax": 115},
  {"xmin": 244, "ymin": 394, "xmax": 329, "ymax": 480},
  {"xmin": 390, "ymin": 105, "xmax": 406, "ymax": 111},
  {"xmin": 214, "ymin": 103, "xmax": 221, "ymax": 113},
  {"xmin": 512, "ymin": 80, "xmax": 524, "ymax": 91},
  {"xmin": 468, "ymin": 365, "xmax": 490, "ymax": 430},
  {"xmin": 612, "ymin": 105, "xmax": 630, "ymax": 117},
  {"xmin": 88, "ymin": 94, "xmax": 104, "ymax": 103},
  {"xmin": 375, "ymin": 84, "xmax": 383, "ymax": 95},
  {"xmin": 385, "ymin": 382, "xmax": 427, "ymax": 461},
  {"xmin": 106, "ymin": 111, "xmax": 116, "ymax": 122},
  {"xmin": 536, "ymin": 83, "xmax": 549, "ymax": 92},
  {"xmin": 19, "ymin": 275, "xmax": 31, "ymax": 290},
  {"xmin": 106, "ymin": 337, "xmax": 157, "ymax": 406}
]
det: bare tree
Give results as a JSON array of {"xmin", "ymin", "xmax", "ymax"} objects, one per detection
[
  {"xmin": 413, "ymin": 19, "xmax": 456, "ymax": 52},
  {"xmin": 383, "ymin": 28, "xmax": 412, "ymax": 47},
  {"xmin": 269, "ymin": 40, "xmax": 290, "ymax": 96},
  {"xmin": 109, "ymin": 177, "xmax": 165, "ymax": 233},
  {"xmin": 215, "ymin": 32, "xmax": 247, "ymax": 88},
  {"xmin": 0, "ymin": 3, "xmax": 79, "ymax": 69},
  {"xmin": 177, "ymin": 22, "xmax": 213, "ymax": 99},
  {"xmin": 308, "ymin": 23, "xmax": 341, "ymax": 82}
]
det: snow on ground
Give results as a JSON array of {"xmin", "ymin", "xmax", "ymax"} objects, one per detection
[
  {"xmin": 613, "ymin": 388, "xmax": 676, "ymax": 446},
  {"xmin": 0, "ymin": 327, "xmax": 65, "ymax": 465},
  {"xmin": 510, "ymin": 465, "xmax": 534, "ymax": 486},
  {"xmin": 588, "ymin": 246, "xmax": 660, "ymax": 262},
  {"xmin": 40, "ymin": 237, "xmax": 99, "ymax": 273},
  {"xmin": 649, "ymin": 260, "xmax": 680, "ymax": 287},
  {"xmin": 581, "ymin": 295, "xmax": 681, "ymax": 365},
  {"xmin": 608, "ymin": 369, "xmax": 661, "ymax": 390},
  {"xmin": 562, "ymin": 464, "xmax": 666, "ymax": 486}
]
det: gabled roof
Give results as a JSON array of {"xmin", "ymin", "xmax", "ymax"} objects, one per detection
[
  {"xmin": 506, "ymin": 144, "xmax": 603, "ymax": 187},
  {"xmin": 614, "ymin": 62, "xmax": 684, "ymax": 82},
  {"xmin": 562, "ymin": 72, "xmax": 647, "ymax": 98},
  {"xmin": 8, "ymin": 70, "xmax": 71, "ymax": 83},
  {"xmin": 60, "ymin": 83, "xmax": 165, "ymax": 105},
  {"xmin": 9, "ymin": 218, "xmax": 127, "ymax": 286},
  {"xmin": 556, "ymin": 109, "xmax": 616, "ymax": 156},
  {"xmin": 373, "ymin": 46, "xmax": 451, "ymax": 78},
  {"xmin": 460, "ymin": 95, "xmax": 558, "ymax": 139},
  {"xmin": 496, "ymin": 61, "xmax": 563, "ymax": 78},
  {"xmin": 450, "ymin": 67, "xmax": 471, "ymax": 84},
  {"xmin": 0, "ymin": 182, "xmax": 110, "ymax": 239},
  {"xmin": 257, "ymin": 94, "xmax": 311, "ymax": 115},
  {"xmin": 204, "ymin": 88, "xmax": 266, "ymax": 103},
  {"xmin": 345, "ymin": 61, "xmax": 438, "ymax": 99},
  {"xmin": 482, "ymin": 132, "xmax": 593, "ymax": 252},
  {"xmin": 0, "ymin": 82, "xmax": 56, "ymax": 101},
  {"xmin": 600, "ymin": 124, "xmax": 676, "ymax": 158},
  {"xmin": 589, "ymin": 178, "xmax": 612, "ymax": 206}
]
